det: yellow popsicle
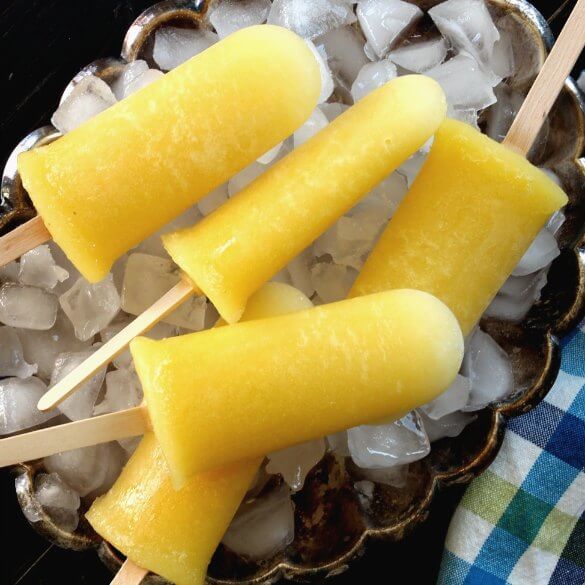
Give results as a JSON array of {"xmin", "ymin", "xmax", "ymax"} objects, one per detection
[
  {"xmin": 131, "ymin": 289, "xmax": 463, "ymax": 487},
  {"xmin": 351, "ymin": 119, "xmax": 568, "ymax": 335},
  {"xmin": 163, "ymin": 75, "xmax": 447, "ymax": 323},
  {"xmin": 18, "ymin": 25, "xmax": 320, "ymax": 282},
  {"xmin": 87, "ymin": 282, "xmax": 312, "ymax": 585}
]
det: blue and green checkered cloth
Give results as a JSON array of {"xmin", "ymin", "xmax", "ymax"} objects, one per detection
[{"xmin": 439, "ymin": 322, "xmax": 585, "ymax": 585}]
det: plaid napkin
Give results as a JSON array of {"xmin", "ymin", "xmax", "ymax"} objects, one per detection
[{"xmin": 438, "ymin": 323, "xmax": 585, "ymax": 585}]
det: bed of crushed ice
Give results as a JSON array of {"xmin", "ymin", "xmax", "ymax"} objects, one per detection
[{"xmin": 2, "ymin": 0, "xmax": 578, "ymax": 563}]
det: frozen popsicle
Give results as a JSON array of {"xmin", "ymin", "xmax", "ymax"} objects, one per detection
[
  {"xmin": 350, "ymin": 119, "xmax": 568, "ymax": 335},
  {"xmin": 164, "ymin": 74, "xmax": 447, "ymax": 324},
  {"xmin": 86, "ymin": 282, "xmax": 312, "ymax": 585},
  {"xmin": 0, "ymin": 289, "xmax": 464, "ymax": 490},
  {"xmin": 38, "ymin": 74, "xmax": 447, "ymax": 412},
  {"xmin": 7, "ymin": 25, "xmax": 321, "ymax": 281}
]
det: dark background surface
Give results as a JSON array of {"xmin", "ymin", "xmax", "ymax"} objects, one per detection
[{"xmin": 0, "ymin": 1, "xmax": 582, "ymax": 583}]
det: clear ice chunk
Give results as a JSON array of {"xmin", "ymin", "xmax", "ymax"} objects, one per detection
[
  {"xmin": 512, "ymin": 228, "xmax": 560, "ymax": 277},
  {"xmin": 93, "ymin": 369, "xmax": 143, "ymax": 416},
  {"xmin": 266, "ymin": 438, "xmax": 326, "ymax": 491},
  {"xmin": 19, "ymin": 245, "xmax": 69, "ymax": 290},
  {"xmin": 268, "ymin": 0, "xmax": 356, "ymax": 40},
  {"xmin": 419, "ymin": 410, "xmax": 475, "ymax": 442},
  {"xmin": 16, "ymin": 312, "xmax": 91, "ymax": 381},
  {"xmin": 0, "ymin": 261, "xmax": 20, "ymax": 283},
  {"xmin": 50, "ymin": 349, "xmax": 106, "ymax": 421},
  {"xmin": 462, "ymin": 328, "xmax": 514, "ymax": 410},
  {"xmin": 293, "ymin": 107, "xmax": 329, "ymax": 148},
  {"xmin": 0, "ymin": 326, "xmax": 37, "ymax": 378},
  {"xmin": 428, "ymin": 0, "xmax": 500, "ymax": 67},
  {"xmin": 286, "ymin": 249, "xmax": 315, "ymax": 298},
  {"xmin": 34, "ymin": 472, "xmax": 80, "ymax": 533},
  {"xmin": 317, "ymin": 26, "xmax": 368, "ymax": 87},
  {"xmin": 486, "ymin": 85, "xmax": 525, "ymax": 143},
  {"xmin": 197, "ymin": 183, "xmax": 229, "ymax": 216},
  {"xmin": 305, "ymin": 40, "xmax": 335, "ymax": 103},
  {"xmin": 578, "ymin": 70, "xmax": 585, "ymax": 93},
  {"xmin": 153, "ymin": 26, "xmax": 218, "ymax": 70},
  {"xmin": 388, "ymin": 37, "xmax": 448, "ymax": 72},
  {"xmin": 228, "ymin": 162, "xmax": 266, "ymax": 197},
  {"xmin": 52, "ymin": 75, "xmax": 116, "ymax": 134},
  {"xmin": 320, "ymin": 102, "xmax": 350, "ymax": 122},
  {"xmin": 421, "ymin": 374, "xmax": 471, "ymax": 420},
  {"xmin": 357, "ymin": 0, "xmax": 423, "ymax": 58},
  {"xmin": 0, "ymin": 377, "xmax": 56, "ymax": 434},
  {"xmin": 351, "ymin": 59, "xmax": 397, "ymax": 102},
  {"xmin": 59, "ymin": 275, "xmax": 121, "ymax": 341},
  {"xmin": 426, "ymin": 52, "xmax": 497, "ymax": 111},
  {"xmin": 110, "ymin": 60, "xmax": 149, "ymax": 100},
  {"xmin": 327, "ymin": 430, "xmax": 350, "ymax": 457},
  {"xmin": 124, "ymin": 68, "xmax": 164, "ymax": 96},
  {"xmin": 257, "ymin": 142, "xmax": 283, "ymax": 165},
  {"xmin": 359, "ymin": 464, "xmax": 408, "ymax": 487},
  {"xmin": 0, "ymin": 283, "xmax": 58, "ymax": 330},
  {"xmin": 44, "ymin": 442, "xmax": 125, "ymax": 497},
  {"xmin": 348, "ymin": 412, "xmax": 430, "ymax": 469},
  {"xmin": 222, "ymin": 484, "xmax": 295, "ymax": 560},
  {"xmin": 122, "ymin": 253, "xmax": 206, "ymax": 330},
  {"xmin": 310, "ymin": 261, "xmax": 357, "ymax": 303},
  {"xmin": 209, "ymin": 0, "xmax": 271, "ymax": 38},
  {"xmin": 398, "ymin": 150, "xmax": 427, "ymax": 187}
]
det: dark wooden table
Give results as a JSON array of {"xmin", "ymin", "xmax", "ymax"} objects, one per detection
[{"xmin": 0, "ymin": 1, "xmax": 581, "ymax": 583}]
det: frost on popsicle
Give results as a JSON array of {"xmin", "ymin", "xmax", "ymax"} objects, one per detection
[{"xmin": 2, "ymin": 0, "xmax": 568, "ymax": 563}]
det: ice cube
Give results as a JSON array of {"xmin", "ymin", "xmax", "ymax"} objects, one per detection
[
  {"xmin": 327, "ymin": 431, "xmax": 350, "ymax": 456},
  {"xmin": 59, "ymin": 275, "xmax": 121, "ymax": 341},
  {"xmin": 351, "ymin": 59, "xmax": 397, "ymax": 102},
  {"xmin": 317, "ymin": 26, "xmax": 368, "ymax": 87},
  {"xmin": 388, "ymin": 37, "xmax": 448, "ymax": 72},
  {"xmin": 228, "ymin": 162, "xmax": 265, "ymax": 197},
  {"xmin": 100, "ymin": 317, "xmax": 134, "ymax": 370},
  {"xmin": 490, "ymin": 28, "xmax": 515, "ymax": 79},
  {"xmin": 0, "ymin": 326, "xmax": 37, "ymax": 378},
  {"xmin": 286, "ymin": 249, "xmax": 316, "ymax": 298},
  {"xmin": 419, "ymin": 410, "xmax": 475, "ymax": 442},
  {"xmin": 462, "ymin": 328, "xmax": 514, "ymax": 410},
  {"xmin": 122, "ymin": 254, "xmax": 207, "ymax": 330},
  {"xmin": 34, "ymin": 472, "xmax": 80, "ymax": 532},
  {"xmin": 428, "ymin": 0, "xmax": 500, "ymax": 67},
  {"xmin": 485, "ymin": 271, "xmax": 547, "ymax": 322},
  {"xmin": 293, "ymin": 107, "xmax": 329, "ymax": 148},
  {"xmin": 0, "ymin": 261, "xmax": 19, "ymax": 283},
  {"xmin": 310, "ymin": 261, "xmax": 357, "ymax": 302},
  {"xmin": 209, "ymin": 0, "xmax": 271, "ymax": 38},
  {"xmin": 47, "ymin": 243, "xmax": 80, "ymax": 295},
  {"xmin": 320, "ymin": 101, "xmax": 349, "ymax": 121},
  {"xmin": 426, "ymin": 53, "xmax": 497, "ymax": 110},
  {"xmin": 347, "ymin": 412, "xmax": 430, "ymax": 469},
  {"xmin": 359, "ymin": 463, "xmax": 408, "ymax": 487},
  {"xmin": 268, "ymin": 0, "xmax": 356, "ymax": 40},
  {"xmin": 93, "ymin": 369, "xmax": 142, "ymax": 416},
  {"xmin": 222, "ymin": 484, "xmax": 295, "ymax": 560},
  {"xmin": 197, "ymin": 183, "xmax": 229, "ymax": 216},
  {"xmin": 449, "ymin": 107, "xmax": 480, "ymax": 130},
  {"xmin": 305, "ymin": 40, "xmax": 335, "ymax": 103},
  {"xmin": 110, "ymin": 59, "xmax": 149, "ymax": 100},
  {"xmin": 19, "ymin": 245, "xmax": 69, "ymax": 290},
  {"xmin": 397, "ymin": 151, "xmax": 427, "ymax": 187},
  {"xmin": 362, "ymin": 170, "xmax": 408, "ymax": 215},
  {"xmin": 0, "ymin": 377, "xmax": 57, "ymax": 434},
  {"xmin": 421, "ymin": 375, "xmax": 471, "ymax": 420},
  {"xmin": 257, "ymin": 142, "xmax": 283, "ymax": 165},
  {"xmin": 512, "ymin": 228, "xmax": 560, "ymax": 277},
  {"xmin": 0, "ymin": 284, "xmax": 58, "ymax": 330},
  {"xmin": 16, "ymin": 312, "xmax": 91, "ymax": 381},
  {"xmin": 118, "ymin": 436, "xmax": 141, "ymax": 456},
  {"xmin": 153, "ymin": 26, "xmax": 218, "ymax": 70},
  {"xmin": 486, "ymin": 85, "xmax": 525, "ymax": 143},
  {"xmin": 124, "ymin": 68, "xmax": 164, "ymax": 96},
  {"xmin": 578, "ymin": 70, "xmax": 585, "ymax": 93},
  {"xmin": 44, "ymin": 442, "xmax": 124, "ymax": 497},
  {"xmin": 51, "ymin": 75, "xmax": 116, "ymax": 133},
  {"xmin": 266, "ymin": 438, "xmax": 326, "ymax": 491},
  {"xmin": 357, "ymin": 0, "xmax": 423, "ymax": 58},
  {"xmin": 50, "ymin": 349, "xmax": 106, "ymax": 421},
  {"xmin": 546, "ymin": 208, "xmax": 565, "ymax": 234}
]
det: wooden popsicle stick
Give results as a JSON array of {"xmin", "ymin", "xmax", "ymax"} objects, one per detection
[
  {"xmin": 0, "ymin": 406, "xmax": 149, "ymax": 468},
  {"xmin": 504, "ymin": 0, "xmax": 585, "ymax": 156},
  {"xmin": 111, "ymin": 559, "xmax": 149, "ymax": 585},
  {"xmin": 0, "ymin": 216, "xmax": 51, "ymax": 266},
  {"xmin": 37, "ymin": 278, "xmax": 194, "ymax": 412}
]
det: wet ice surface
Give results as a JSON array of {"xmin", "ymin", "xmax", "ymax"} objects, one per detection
[
  {"xmin": 5, "ymin": 0, "xmax": 568, "ymax": 556},
  {"xmin": 33, "ymin": 473, "xmax": 81, "ymax": 532},
  {"xmin": 153, "ymin": 27, "xmax": 218, "ymax": 71},
  {"xmin": 222, "ymin": 484, "xmax": 295, "ymax": 559}
]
